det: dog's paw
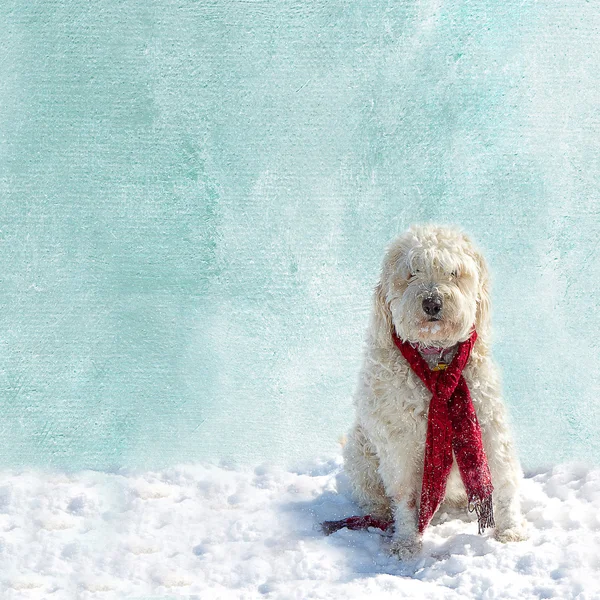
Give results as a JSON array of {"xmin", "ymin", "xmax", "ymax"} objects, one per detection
[
  {"xmin": 389, "ymin": 536, "xmax": 422, "ymax": 560},
  {"xmin": 494, "ymin": 524, "xmax": 529, "ymax": 543}
]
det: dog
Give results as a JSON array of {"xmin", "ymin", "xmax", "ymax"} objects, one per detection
[{"xmin": 343, "ymin": 224, "xmax": 528, "ymax": 558}]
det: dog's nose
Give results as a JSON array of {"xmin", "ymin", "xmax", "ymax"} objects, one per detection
[{"xmin": 422, "ymin": 295, "xmax": 442, "ymax": 317}]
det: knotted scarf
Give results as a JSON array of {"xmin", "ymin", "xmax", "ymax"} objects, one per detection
[
  {"xmin": 393, "ymin": 329, "xmax": 494, "ymax": 534},
  {"xmin": 322, "ymin": 328, "xmax": 495, "ymax": 537}
]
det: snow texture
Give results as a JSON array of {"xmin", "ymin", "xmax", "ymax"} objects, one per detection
[
  {"xmin": 0, "ymin": 0, "xmax": 599, "ymax": 470},
  {"xmin": 2, "ymin": 458, "xmax": 599, "ymax": 599}
]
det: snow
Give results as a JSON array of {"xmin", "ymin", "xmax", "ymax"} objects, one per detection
[{"xmin": 1, "ymin": 459, "xmax": 599, "ymax": 599}]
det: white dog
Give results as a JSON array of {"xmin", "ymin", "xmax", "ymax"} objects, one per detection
[{"xmin": 343, "ymin": 224, "xmax": 528, "ymax": 558}]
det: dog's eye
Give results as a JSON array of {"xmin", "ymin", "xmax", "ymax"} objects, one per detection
[
  {"xmin": 409, "ymin": 270, "xmax": 420, "ymax": 279},
  {"xmin": 451, "ymin": 271, "xmax": 459, "ymax": 278}
]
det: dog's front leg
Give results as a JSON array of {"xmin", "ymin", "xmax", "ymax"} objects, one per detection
[
  {"xmin": 478, "ymin": 402, "xmax": 529, "ymax": 542},
  {"xmin": 492, "ymin": 482, "xmax": 528, "ymax": 542},
  {"xmin": 390, "ymin": 495, "xmax": 421, "ymax": 559},
  {"xmin": 377, "ymin": 454, "xmax": 422, "ymax": 558},
  {"xmin": 488, "ymin": 452, "xmax": 529, "ymax": 542}
]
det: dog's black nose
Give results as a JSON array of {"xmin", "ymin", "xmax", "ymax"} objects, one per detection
[{"xmin": 422, "ymin": 295, "xmax": 442, "ymax": 317}]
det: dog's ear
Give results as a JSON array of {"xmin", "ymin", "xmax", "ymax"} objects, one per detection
[
  {"xmin": 473, "ymin": 248, "xmax": 491, "ymax": 338},
  {"xmin": 370, "ymin": 278, "xmax": 394, "ymax": 348}
]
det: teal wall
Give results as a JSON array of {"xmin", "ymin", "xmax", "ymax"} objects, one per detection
[{"xmin": 1, "ymin": 1, "xmax": 598, "ymax": 470}]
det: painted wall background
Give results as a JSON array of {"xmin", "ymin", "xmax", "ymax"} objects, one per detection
[{"xmin": 0, "ymin": 0, "xmax": 598, "ymax": 471}]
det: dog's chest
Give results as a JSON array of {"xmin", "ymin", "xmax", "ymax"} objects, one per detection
[{"xmin": 382, "ymin": 346, "xmax": 461, "ymax": 419}]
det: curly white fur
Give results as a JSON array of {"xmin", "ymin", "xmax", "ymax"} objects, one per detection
[{"xmin": 343, "ymin": 224, "xmax": 528, "ymax": 558}]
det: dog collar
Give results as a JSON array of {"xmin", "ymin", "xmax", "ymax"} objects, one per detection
[{"xmin": 411, "ymin": 343, "xmax": 456, "ymax": 371}]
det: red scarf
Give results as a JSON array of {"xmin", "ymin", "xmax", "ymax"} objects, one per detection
[
  {"xmin": 323, "ymin": 329, "xmax": 494, "ymax": 537},
  {"xmin": 392, "ymin": 329, "xmax": 494, "ymax": 534}
]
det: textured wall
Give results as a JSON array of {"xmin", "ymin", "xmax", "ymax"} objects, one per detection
[{"xmin": 0, "ymin": 1, "xmax": 598, "ymax": 470}]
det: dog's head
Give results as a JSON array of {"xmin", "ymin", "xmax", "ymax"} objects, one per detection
[{"xmin": 371, "ymin": 224, "xmax": 491, "ymax": 349}]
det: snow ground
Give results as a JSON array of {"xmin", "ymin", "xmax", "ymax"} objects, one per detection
[{"xmin": 1, "ymin": 458, "xmax": 599, "ymax": 600}]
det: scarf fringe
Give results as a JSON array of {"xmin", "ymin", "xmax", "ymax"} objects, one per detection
[{"xmin": 468, "ymin": 495, "xmax": 495, "ymax": 535}]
